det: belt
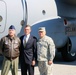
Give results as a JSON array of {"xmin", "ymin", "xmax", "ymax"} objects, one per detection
[{"xmin": 5, "ymin": 56, "xmax": 17, "ymax": 60}]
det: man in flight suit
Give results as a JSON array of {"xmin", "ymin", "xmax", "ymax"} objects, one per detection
[{"xmin": 0, "ymin": 25, "xmax": 21, "ymax": 75}]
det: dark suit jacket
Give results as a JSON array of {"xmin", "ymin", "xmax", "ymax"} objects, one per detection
[{"xmin": 20, "ymin": 35, "xmax": 37, "ymax": 65}]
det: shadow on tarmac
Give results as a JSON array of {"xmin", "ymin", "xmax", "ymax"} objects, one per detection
[{"xmin": 54, "ymin": 52, "xmax": 76, "ymax": 66}]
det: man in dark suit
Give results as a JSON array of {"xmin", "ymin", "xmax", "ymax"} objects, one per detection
[{"xmin": 20, "ymin": 25, "xmax": 37, "ymax": 75}]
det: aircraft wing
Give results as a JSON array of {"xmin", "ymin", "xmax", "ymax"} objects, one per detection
[{"xmin": 55, "ymin": 0, "xmax": 76, "ymax": 18}]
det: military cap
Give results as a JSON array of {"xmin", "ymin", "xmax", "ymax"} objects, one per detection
[
  {"xmin": 38, "ymin": 27, "xmax": 46, "ymax": 32},
  {"xmin": 9, "ymin": 25, "xmax": 15, "ymax": 30}
]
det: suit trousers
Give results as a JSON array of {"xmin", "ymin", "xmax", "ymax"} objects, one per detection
[
  {"xmin": 38, "ymin": 61, "xmax": 53, "ymax": 75},
  {"xmin": 1, "ymin": 57, "xmax": 19, "ymax": 75},
  {"xmin": 21, "ymin": 61, "xmax": 34, "ymax": 75}
]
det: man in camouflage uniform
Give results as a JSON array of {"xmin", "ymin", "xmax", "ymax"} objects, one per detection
[{"xmin": 37, "ymin": 27, "xmax": 55, "ymax": 75}]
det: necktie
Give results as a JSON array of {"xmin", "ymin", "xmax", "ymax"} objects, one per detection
[{"xmin": 24, "ymin": 38, "xmax": 26, "ymax": 47}]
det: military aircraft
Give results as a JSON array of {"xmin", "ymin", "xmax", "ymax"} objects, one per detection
[{"xmin": 0, "ymin": 0, "xmax": 76, "ymax": 61}]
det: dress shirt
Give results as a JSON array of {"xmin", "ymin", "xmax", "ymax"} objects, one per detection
[{"xmin": 23, "ymin": 34, "xmax": 30, "ymax": 45}]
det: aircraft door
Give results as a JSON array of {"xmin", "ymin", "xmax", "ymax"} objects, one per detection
[{"xmin": 0, "ymin": 0, "xmax": 6, "ymax": 33}]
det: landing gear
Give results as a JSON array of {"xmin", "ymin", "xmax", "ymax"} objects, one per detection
[{"xmin": 57, "ymin": 38, "xmax": 76, "ymax": 61}]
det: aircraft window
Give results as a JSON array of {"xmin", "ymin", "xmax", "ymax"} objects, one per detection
[
  {"xmin": 0, "ymin": 16, "xmax": 3, "ymax": 22},
  {"xmin": 64, "ymin": 19, "xmax": 67, "ymax": 25},
  {"xmin": 42, "ymin": 10, "xmax": 46, "ymax": 15}
]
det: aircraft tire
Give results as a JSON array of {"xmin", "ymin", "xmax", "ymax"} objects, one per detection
[
  {"xmin": 58, "ymin": 38, "xmax": 76, "ymax": 61},
  {"xmin": 61, "ymin": 49, "xmax": 76, "ymax": 62}
]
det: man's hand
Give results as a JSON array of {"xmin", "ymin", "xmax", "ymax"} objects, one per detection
[
  {"xmin": 48, "ymin": 60, "xmax": 53, "ymax": 65},
  {"xmin": 32, "ymin": 60, "xmax": 35, "ymax": 66}
]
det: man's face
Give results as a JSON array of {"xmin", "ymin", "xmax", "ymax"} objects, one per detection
[
  {"xmin": 24, "ymin": 26, "xmax": 31, "ymax": 35},
  {"xmin": 9, "ymin": 29, "xmax": 16, "ymax": 37},
  {"xmin": 38, "ymin": 31, "xmax": 46, "ymax": 38}
]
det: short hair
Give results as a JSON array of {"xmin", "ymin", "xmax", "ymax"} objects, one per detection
[{"xmin": 25, "ymin": 25, "xmax": 31, "ymax": 28}]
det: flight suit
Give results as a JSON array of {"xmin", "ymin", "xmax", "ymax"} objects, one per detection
[{"xmin": 0, "ymin": 35, "xmax": 21, "ymax": 75}]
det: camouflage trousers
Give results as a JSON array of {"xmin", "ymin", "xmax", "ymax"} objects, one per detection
[{"xmin": 38, "ymin": 61, "xmax": 53, "ymax": 75}]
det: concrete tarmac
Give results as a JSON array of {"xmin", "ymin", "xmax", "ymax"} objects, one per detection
[{"xmin": 0, "ymin": 53, "xmax": 76, "ymax": 75}]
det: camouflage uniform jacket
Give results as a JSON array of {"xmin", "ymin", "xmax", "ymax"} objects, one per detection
[{"xmin": 37, "ymin": 35, "xmax": 55, "ymax": 61}]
